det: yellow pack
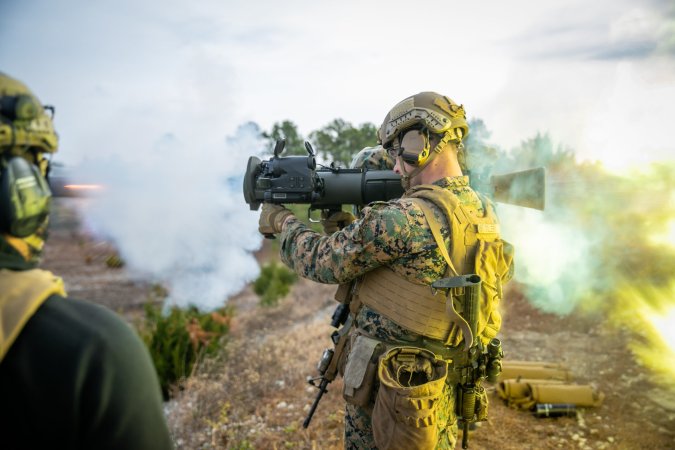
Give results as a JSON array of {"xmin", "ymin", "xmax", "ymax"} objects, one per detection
[{"xmin": 406, "ymin": 185, "xmax": 514, "ymax": 344}]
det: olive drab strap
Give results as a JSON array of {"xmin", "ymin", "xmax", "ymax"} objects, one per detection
[
  {"xmin": 406, "ymin": 198, "xmax": 459, "ymax": 277},
  {"xmin": 0, "ymin": 268, "xmax": 66, "ymax": 362}
]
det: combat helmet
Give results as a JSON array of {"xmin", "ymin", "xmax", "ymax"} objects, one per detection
[
  {"xmin": 349, "ymin": 145, "xmax": 395, "ymax": 171},
  {"xmin": 0, "ymin": 72, "xmax": 56, "ymax": 239},
  {"xmin": 378, "ymin": 92, "xmax": 468, "ymax": 168},
  {"xmin": 0, "ymin": 72, "xmax": 58, "ymax": 157}
]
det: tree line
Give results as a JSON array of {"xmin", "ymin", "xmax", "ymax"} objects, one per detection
[{"xmin": 259, "ymin": 119, "xmax": 377, "ymax": 167}]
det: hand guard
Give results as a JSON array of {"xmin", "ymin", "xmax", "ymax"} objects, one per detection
[
  {"xmin": 320, "ymin": 210, "xmax": 355, "ymax": 234},
  {"xmin": 258, "ymin": 203, "xmax": 294, "ymax": 238}
]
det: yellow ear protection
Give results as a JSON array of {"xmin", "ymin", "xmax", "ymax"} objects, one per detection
[
  {"xmin": 0, "ymin": 155, "xmax": 52, "ymax": 237},
  {"xmin": 400, "ymin": 128, "xmax": 432, "ymax": 166}
]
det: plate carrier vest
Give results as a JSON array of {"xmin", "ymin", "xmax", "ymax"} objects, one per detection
[{"xmin": 353, "ymin": 184, "xmax": 514, "ymax": 346}]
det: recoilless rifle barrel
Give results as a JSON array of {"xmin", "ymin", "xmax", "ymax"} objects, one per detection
[{"xmin": 243, "ymin": 140, "xmax": 546, "ymax": 211}]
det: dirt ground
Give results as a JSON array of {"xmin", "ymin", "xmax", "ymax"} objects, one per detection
[{"xmin": 41, "ymin": 199, "xmax": 675, "ymax": 449}]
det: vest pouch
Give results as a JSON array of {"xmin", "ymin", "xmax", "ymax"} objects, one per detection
[
  {"xmin": 476, "ymin": 385, "xmax": 489, "ymax": 421},
  {"xmin": 342, "ymin": 334, "xmax": 385, "ymax": 407},
  {"xmin": 372, "ymin": 346, "xmax": 449, "ymax": 450},
  {"xmin": 474, "ymin": 238, "xmax": 514, "ymax": 343}
]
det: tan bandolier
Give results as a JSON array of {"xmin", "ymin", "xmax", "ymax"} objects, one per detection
[
  {"xmin": 353, "ymin": 184, "xmax": 513, "ymax": 348},
  {"xmin": 0, "ymin": 269, "xmax": 66, "ymax": 362}
]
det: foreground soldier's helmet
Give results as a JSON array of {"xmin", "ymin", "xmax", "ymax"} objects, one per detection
[
  {"xmin": 378, "ymin": 92, "xmax": 469, "ymax": 167},
  {"xmin": 0, "ymin": 73, "xmax": 58, "ymax": 156},
  {"xmin": 0, "ymin": 72, "xmax": 56, "ymax": 238}
]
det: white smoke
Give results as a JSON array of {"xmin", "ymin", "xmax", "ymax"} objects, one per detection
[
  {"xmin": 497, "ymin": 203, "xmax": 594, "ymax": 315},
  {"xmin": 73, "ymin": 123, "xmax": 264, "ymax": 310}
]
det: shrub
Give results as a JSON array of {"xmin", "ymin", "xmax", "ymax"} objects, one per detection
[
  {"xmin": 253, "ymin": 261, "xmax": 297, "ymax": 306},
  {"xmin": 139, "ymin": 303, "xmax": 232, "ymax": 399}
]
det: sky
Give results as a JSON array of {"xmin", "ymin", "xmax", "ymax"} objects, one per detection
[
  {"xmin": 2, "ymin": 0, "xmax": 674, "ymax": 169},
  {"xmin": 2, "ymin": 0, "xmax": 675, "ymax": 309}
]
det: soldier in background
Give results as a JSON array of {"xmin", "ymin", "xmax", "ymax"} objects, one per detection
[
  {"xmin": 259, "ymin": 92, "xmax": 513, "ymax": 449},
  {"xmin": 0, "ymin": 72, "xmax": 173, "ymax": 450},
  {"xmin": 348, "ymin": 144, "xmax": 395, "ymax": 172}
]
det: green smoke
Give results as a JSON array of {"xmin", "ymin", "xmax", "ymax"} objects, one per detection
[{"xmin": 465, "ymin": 119, "xmax": 675, "ymax": 317}]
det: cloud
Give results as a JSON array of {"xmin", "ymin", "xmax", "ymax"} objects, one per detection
[{"xmin": 510, "ymin": 2, "xmax": 674, "ymax": 62}]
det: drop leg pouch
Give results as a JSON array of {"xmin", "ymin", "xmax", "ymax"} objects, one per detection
[{"xmin": 372, "ymin": 346, "xmax": 449, "ymax": 450}]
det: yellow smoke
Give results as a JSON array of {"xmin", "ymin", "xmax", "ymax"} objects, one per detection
[
  {"xmin": 649, "ymin": 218, "xmax": 675, "ymax": 249},
  {"xmin": 614, "ymin": 283, "xmax": 675, "ymax": 389},
  {"xmin": 590, "ymin": 162, "xmax": 674, "ymax": 388},
  {"xmin": 471, "ymin": 126, "xmax": 675, "ymax": 390}
]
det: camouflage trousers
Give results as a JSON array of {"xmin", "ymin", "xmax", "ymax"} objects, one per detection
[{"xmin": 343, "ymin": 383, "xmax": 458, "ymax": 450}]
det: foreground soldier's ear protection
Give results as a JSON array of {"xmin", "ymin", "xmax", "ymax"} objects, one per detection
[
  {"xmin": 0, "ymin": 94, "xmax": 40, "ymax": 121},
  {"xmin": 386, "ymin": 128, "xmax": 432, "ymax": 166},
  {"xmin": 0, "ymin": 155, "xmax": 52, "ymax": 237}
]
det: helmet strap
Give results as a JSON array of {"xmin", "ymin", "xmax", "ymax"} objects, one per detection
[{"xmin": 398, "ymin": 149, "xmax": 439, "ymax": 190}]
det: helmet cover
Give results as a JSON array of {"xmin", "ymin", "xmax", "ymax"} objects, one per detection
[
  {"xmin": 378, "ymin": 91, "xmax": 468, "ymax": 166},
  {"xmin": 0, "ymin": 72, "xmax": 58, "ymax": 156}
]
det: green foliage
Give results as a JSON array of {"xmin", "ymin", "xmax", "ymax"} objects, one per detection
[
  {"xmin": 105, "ymin": 254, "xmax": 125, "ymax": 268},
  {"xmin": 139, "ymin": 303, "xmax": 231, "ymax": 399},
  {"xmin": 309, "ymin": 119, "xmax": 378, "ymax": 166},
  {"xmin": 262, "ymin": 120, "xmax": 306, "ymax": 155},
  {"xmin": 261, "ymin": 118, "xmax": 377, "ymax": 166},
  {"xmin": 286, "ymin": 203, "xmax": 324, "ymax": 232},
  {"xmin": 254, "ymin": 261, "xmax": 297, "ymax": 306}
]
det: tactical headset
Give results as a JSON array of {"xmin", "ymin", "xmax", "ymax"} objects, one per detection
[
  {"xmin": 385, "ymin": 126, "xmax": 435, "ymax": 166},
  {"xmin": 0, "ymin": 92, "xmax": 53, "ymax": 238},
  {"xmin": 0, "ymin": 155, "xmax": 52, "ymax": 237}
]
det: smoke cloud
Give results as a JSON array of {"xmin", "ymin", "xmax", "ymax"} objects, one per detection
[
  {"xmin": 468, "ymin": 125, "xmax": 675, "ymax": 313},
  {"xmin": 466, "ymin": 118, "xmax": 675, "ymax": 387},
  {"xmin": 496, "ymin": 204, "xmax": 594, "ymax": 315},
  {"xmin": 72, "ymin": 123, "xmax": 265, "ymax": 310}
]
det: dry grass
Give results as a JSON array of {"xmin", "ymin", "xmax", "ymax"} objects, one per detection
[
  {"xmin": 167, "ymin": 280, "xmax": 675, "ymax": 450},
  {"xmin": 166, "ymin": 279, "xmax": 347, "ymax": 449},
  {"xmin": 41, "ymin": 202, "xmax": 675, "ymax": 450}
]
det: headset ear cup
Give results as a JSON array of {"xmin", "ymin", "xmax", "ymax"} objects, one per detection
[{"xmin": 0, "ymin": 157, "xmax": 52, "ymax": 237}]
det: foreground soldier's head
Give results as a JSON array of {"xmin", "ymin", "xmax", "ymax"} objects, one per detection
[
  {"xmin": 0, "ymin": 72, "xmax": 58, "ymax": 267},
  {"xmin": 378, "ymin": 91, "xmax": 470, "ymax": 188}
]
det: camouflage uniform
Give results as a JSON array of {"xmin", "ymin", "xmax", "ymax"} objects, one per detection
[
  {"xmin": 349, "ymin": 145, "xmax": 395, "ymax": 172},
  {"xmin": 280, "ymin": 176, "xmax": 485, "ymax": 449}
]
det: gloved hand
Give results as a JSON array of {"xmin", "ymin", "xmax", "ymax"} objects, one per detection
[
  {"xmin": 259, "ymin": 203, "xmax": 294, "ymax": 238},
  {"xmin": 320, "ymin": 210, "xmax": 356, "ymax": 234}
]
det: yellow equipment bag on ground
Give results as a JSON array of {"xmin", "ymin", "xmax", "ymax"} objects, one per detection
[
  {"xmin": 497, "ymin": 378, "xmax": 604, "ymax": 410},
  {"xmin": 499, "ymin": 360, "xmax": 573, "ymax": 382}
]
